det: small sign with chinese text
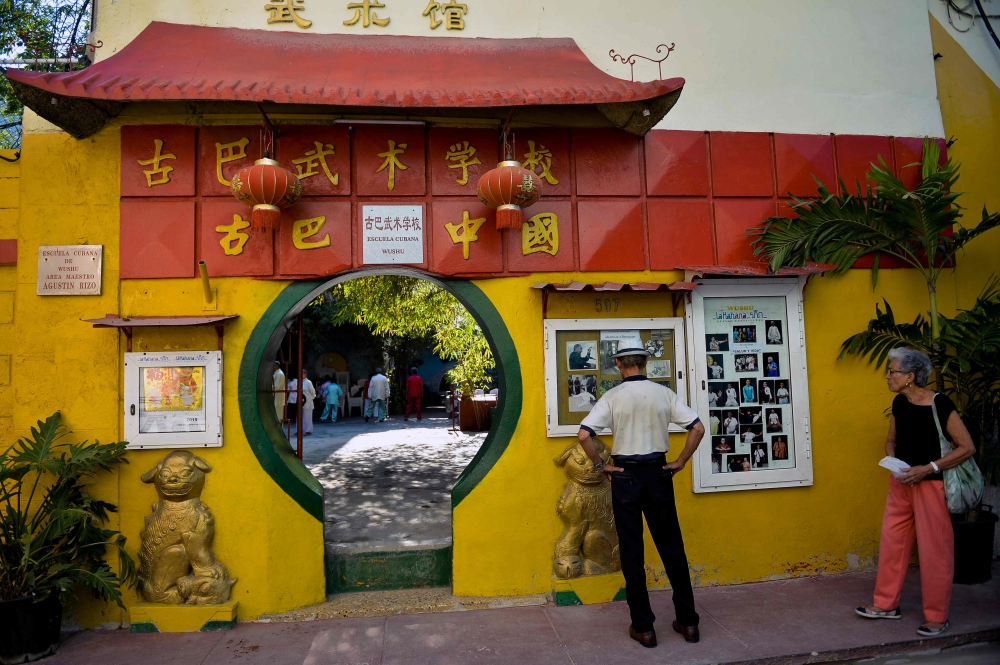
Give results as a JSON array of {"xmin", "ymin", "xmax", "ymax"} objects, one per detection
[
  {"xmin": 37, "ymin": 245, "xmax": 103, "ymax": 295},
  {"xmin": 362, "ymin": 205, "xmax": 424, "ymax": 264}
]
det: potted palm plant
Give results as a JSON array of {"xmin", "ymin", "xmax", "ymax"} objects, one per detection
[
  {"xmin": 752, "ymin": 139, "xmax": 1000, "ymax": 582},
  {"xmin": 0, "ymin": 413, "xmax": 136, "ymax": 663}
]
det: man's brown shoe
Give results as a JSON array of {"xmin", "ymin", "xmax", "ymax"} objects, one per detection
[
  {"xmin": 629, "ymin": 626, "xmax": 657, "ymax": 648},
  {"xmin": 673, "ymin": 621, "xmax": 700, "ymax": 643}
]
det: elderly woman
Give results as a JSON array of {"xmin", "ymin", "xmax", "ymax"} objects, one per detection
[{"xmin": 855, "ymin": 348, "xmax": 976, "ymax": 636}]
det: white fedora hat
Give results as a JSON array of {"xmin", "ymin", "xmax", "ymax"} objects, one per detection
[{"xmin": 610, "ymin": 335, "xmax": 650, "ymax": 358}]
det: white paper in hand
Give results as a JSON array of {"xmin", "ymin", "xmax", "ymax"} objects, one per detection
[{"xmin": 879, "ymin": 456, "xmax": 911, "ymax": 479}]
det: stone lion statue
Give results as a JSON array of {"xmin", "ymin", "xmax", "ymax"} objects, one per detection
[
  {"xmin": 138, "ymin": 450, "xmax": 236, "ymax": 605},
  {"xmin": 552, "ymin": 439, "xmax": 620, "ymax": 579}
]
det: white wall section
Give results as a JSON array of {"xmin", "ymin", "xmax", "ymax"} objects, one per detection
[{"xmin": 93, "ymin": 0, "xmax": 945, "ymax": 137}]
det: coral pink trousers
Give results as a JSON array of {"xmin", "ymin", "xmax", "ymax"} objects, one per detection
[{"xmin": 873, "ymin": 477, "xmax": 953, "ymax": 623}]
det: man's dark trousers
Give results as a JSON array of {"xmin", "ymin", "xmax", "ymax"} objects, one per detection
[{"xmin": 610, "ymin": 459, "xmax": 699, "ymax": 632}]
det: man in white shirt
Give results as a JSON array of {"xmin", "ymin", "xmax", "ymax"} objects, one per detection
[
  {"xmin": 725, "ymin": 415, "xmax": 738, "ymax": 435},
  {"xmin": 366, "ymin": 367, "xmax": 390, "ymax": 422},
  {"xmin": 577, "ymin": 336, "xmax": 704, "ymax": 648},
  {"xmin": 272, "ymin": 361, "xmax": 286, "ymax": 423}
]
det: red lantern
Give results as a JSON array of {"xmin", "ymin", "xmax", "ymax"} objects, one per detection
[
  {"xmin": 230, "ymin": 158, "xmax": 302, "ymax": 232},
  {"xmin": 476, "ymin": 160, "xmax": 542, "ymax": 230}
]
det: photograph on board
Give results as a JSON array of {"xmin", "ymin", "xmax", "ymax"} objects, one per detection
[
  {"xmin": 775, "ymin": 381, "xmax": 791, "ymax": 404},
  {"xmin": 751, "ymin": 442, "xmax": 768, "ymax": 469},
  {"xmin": 706, "ymin": 333, "xmax": 730, "ymax": 352},
  {"xmin": 766, "ymin": 320, "xmax": 784, "ymax": 345},
  {"xmin": 712, "ymin": 435, "xmax": 735, "ymax": 453},
  {"xmin": 771, "ymin": 435, "xmax": 789, "ymax": 460},
  {"xmin": 739, "ymin": 407, "xmax": 762, "ymax": 425},
  {"xmin": 709, "ymin": 410, "xmax": 722, "ymax": 435},
  {"xmin": 712, "ymin": 453, "xmax": 723, "ymax": 474},
  {"xmin": 728, "ymin": 454, "xmax": 751, "ymax": 472},
  {"xmin": 707, "ymin": 354, "xmax": 725, "ymax": 380},
  {"xmin": 567, "ymin": 341, "xmax": 597, "ymax": 370},
  {"xmin": 740, "ymin": 423, "xmax": 763, "ymax": 443},
  {"xmin": 645, "ymin": 338, "xmax": 665, "ymax": 358},
  {"xmin": 766, "ymin": 408, "xmax": 783, "ymax": 432},
  {"xmin": 733, "ymin": 325, "xmax": 757, "ymax": 344},
  {"xmin": 647, "ymin": 360, "xmax": 671, "ymax": 380},
  {"xmin": 759, "ymin": 379, "xmax": 775, "ymax": 404},
  {"xmin": 599, "ymin": 379, "xmax": 621, "ymax": 395},
  {"xmin": 709, "ymin": 381, "xmax": 740, "ymax": 408},
  {"xmin": 600, "ymin": 340, "xmax": 620, "ymax": 374},
  {"xmin": 735, "ymin": 353, "xmax": 758, "ymax": 373},
  {"xmin": 567, "ymin": 374, "xmax": 598, "ymax": 412},
  {"xmin": 763, "ymin": 355, "xmax": 780, "ymax": 377},
  {"xmin": 721, "ymin": 409, "xmax": 739, "ymax": 435},
  {"xmin": 739, "ymin": 378, "xmax": 758, "ymax": 404}
]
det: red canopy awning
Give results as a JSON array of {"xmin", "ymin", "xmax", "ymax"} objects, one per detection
[{"xmin": 5, "ymin": 22, "xmax": 685, "ymax": 138}]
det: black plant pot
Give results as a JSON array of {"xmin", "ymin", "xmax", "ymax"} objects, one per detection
[
  {"xmin": 0, "ymin": 594, "xmax": 62, "ymax": 664},
  {"xmin": 953, "ymin": 505, "xmax": 999, "ymax": 585}
]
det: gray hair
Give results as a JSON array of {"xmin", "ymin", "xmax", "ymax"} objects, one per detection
[{"xmin": 888, "ymin": 347, "xmax": 933, "ymax": 387}]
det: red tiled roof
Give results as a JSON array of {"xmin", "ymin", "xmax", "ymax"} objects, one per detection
[{"xmin": 5, "ymin": 22, "xmax": 685, "ymax": 138}]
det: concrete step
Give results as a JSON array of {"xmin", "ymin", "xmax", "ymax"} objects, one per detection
[{"xmin": 324, "ymin": 543, "xmax": 452, "ymax": 594}]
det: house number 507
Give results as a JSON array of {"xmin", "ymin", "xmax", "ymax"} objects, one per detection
[{"xmin": 595, "ymin": 298, "xmax": 620, "ymax": 312}]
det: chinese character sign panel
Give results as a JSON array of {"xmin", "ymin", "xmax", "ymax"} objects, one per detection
[
  {"xmin": 703, "ymin": 297, "xmax": 794, "ymax": 475},
  {"xmin": 140, "ymin": 366, "xmax": 207, "ymax": 433},
  {"xmin": 362, "ymin": 204, "xmax": 424, "ymax": 264}
]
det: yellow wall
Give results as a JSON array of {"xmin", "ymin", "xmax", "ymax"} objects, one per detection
[
  {"xmin": 11, "ymin": 127, "xmax": 324, "ymax": 627},
  {"xmin": 7, "ymin": 13, "xmax": 1000, "ymax": 623},
  {"xmin": 0, "ymin": 149, "xmax": 17, "ymax": 445}
]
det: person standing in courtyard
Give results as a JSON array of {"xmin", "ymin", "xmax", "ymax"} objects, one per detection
[
  {"xmin": 299, "ymin": 372, "xmax": 317, "ymax": 436},
  {"xmin": 366, "ymin": 367, "xmax": 390, "ymax": 422},
  {"xmin": 272, "ymin": 361, "xmax": 286, "ymax": 423},
  {"xmin": 320, "ymin": 380, "xmax": 344, "ymax": 423},
  {"xmin": 856, "ymin": 348, "xmax": 976, "ymax": 636},
  {"xmin": 577, "ymin": 335, "xmax": 705, "ymax": 648},
  {"xmin": 404, "ymin": 367, "xmax": 424, "ymax": 421}
]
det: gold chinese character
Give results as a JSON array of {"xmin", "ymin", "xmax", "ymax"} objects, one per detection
[
  {"xmin": 137, "ymin": 139, "xmax": 177, "ymax": 187},
  {"xmin": 423, "ymin": 0, "xmax": 467, "ymax": 30},
  {"xmin": 292, "ymin": 216, "xmax": 332, "ymax": 250},
  {"xmin": 445, "ymin": 210, "xmax": 487, "ymax": 260},
  {"xmin": 216, "ymin": 214, "xmax": 251, "ymax": 256},
  {"xmin": 291, "ymin": 142, "xmax": 339, "ymax": 185},
  {"xmin": 522, "ymin": 140, "xmax": 559, "ymax": 185},
  {"xmin": 444, "ymin": 141, "xmax": 481, "ymax": 185},
  {"xmin": 522, "ymin": 212, "xmax": 558, "ymax": 256},
  {"xmin": 375, "ymin": 140, "xmax": 408, "ymax": 191},
  {"xmin": 265, "ymin": 0, "xmax": 312, "ymax": 28},
  {"xmin": 344, "ymin": 0, "xmax": 389, "ymax": 27},
  {"xmin": 216, "ymin": 137, "xmax": 250, "ymax": 187}
]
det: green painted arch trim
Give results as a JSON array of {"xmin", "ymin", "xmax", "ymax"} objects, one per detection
[{"xmin": 237, "ymin": 273, "xmax": 522, "ymax": 521}]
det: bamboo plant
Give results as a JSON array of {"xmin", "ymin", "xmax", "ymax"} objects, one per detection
[{"xmin": 0, "ymin": 412, "xmax": 137, "ymax": 607}]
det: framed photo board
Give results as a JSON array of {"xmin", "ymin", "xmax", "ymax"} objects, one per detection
[
  {"xmin": 124, "ymin": 351, "xmax": 223, "ymax": 449},
  {"xmin": 543, "ymin": 318, "xmax": 687, "ymax": 437},
  {"xmin": 687, "ymin": 279, "xmax": 813, "ymax": 492}
]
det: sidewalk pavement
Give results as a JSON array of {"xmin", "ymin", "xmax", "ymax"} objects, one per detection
[{"xmin": 49, "ymin": 564, "xmax": 999, "ymax": 665}]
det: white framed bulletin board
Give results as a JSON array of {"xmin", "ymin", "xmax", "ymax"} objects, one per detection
[
  {"xmin": 687, "ymin": 279, "xmax": 813, "ymax": 492},
  {"xmin": 124, "ymin": 351, "xmax": 223, "ymax": 449},
  {"xmin": 543, "ymin": 317, "xmax": 687, "ymax": 437}
]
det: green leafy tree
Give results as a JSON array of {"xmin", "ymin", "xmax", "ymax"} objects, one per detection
[
  {"xmin": 0, "ymin": 412, "xmax": 137, "ymax": 607},
  {"xmin": 752, "ymin": 139, "xmax": 1000, "ymax": 386},
  {"xmin": 1, "ymin": 0, "xmax": 92, "ymax": 147},
  {"xmin": 325, "ymin": 276, "xmax": 495, "ymax": 397}
]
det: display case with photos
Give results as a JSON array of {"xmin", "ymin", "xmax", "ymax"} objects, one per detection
[
  {"xmin": 688, "ymin": 280, "xmax": 813, "ymax": 492},
  {"xmin": 123, "ymin": 350, "xmax": 223, "ymax": 449},
  {"xmin": 543, "ymin": 318, "xmax": 686, "ymax": 437}
]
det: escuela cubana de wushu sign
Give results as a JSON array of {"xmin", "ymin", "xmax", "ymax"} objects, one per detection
[{"xmin": 119, "ymin": 123, "xmax": 647, "ymax": 280}]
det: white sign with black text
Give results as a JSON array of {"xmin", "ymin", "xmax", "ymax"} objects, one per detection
[
  {"xmin": 36, "ymin": 245, "xmax": 103, "ymax": 295},
  {"xmin": 362, "ymin": 205, "xmax": 424, "ymax": 265}
]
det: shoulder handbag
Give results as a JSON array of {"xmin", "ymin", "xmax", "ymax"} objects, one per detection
[{"xmin": 930, "ymin": 394, "xmax": 985, "ymax": 514}]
